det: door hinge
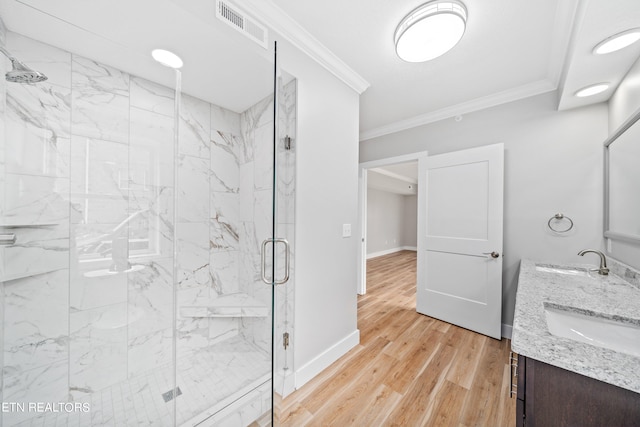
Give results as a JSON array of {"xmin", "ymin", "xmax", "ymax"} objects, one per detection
[{"xmin": 283, "ymin": 332, "xmax": 290, "ymax": 350}]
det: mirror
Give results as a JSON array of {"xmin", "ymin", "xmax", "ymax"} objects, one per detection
[{"xmin": 604, "ymin": 107, "xmax": 640, "ymax": 244}]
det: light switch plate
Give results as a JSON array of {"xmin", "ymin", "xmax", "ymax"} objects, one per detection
[{"xmin": 342, "ymin": 223, "xmax": 351, "ymax": 238}]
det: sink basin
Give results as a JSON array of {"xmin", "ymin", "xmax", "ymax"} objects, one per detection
[
  {"xmin": 535, "ymin": 265, "xmax": 591, "ymax": 277},
  {"xmin": 544, "ymin": 304, "xmax": 640, "ymax": 357}
]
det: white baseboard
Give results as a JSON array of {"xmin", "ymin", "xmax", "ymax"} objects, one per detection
[
  {"xmin": 293, "ymin": 330, "xmax": 360, "ymax": 390},
  {"xmin": 366, "ymin": 246, "xmax": 417, "ymax": 259},
  {"xmin": 502, "ymin": 323, "xmax": 513, "ymax": 340}
]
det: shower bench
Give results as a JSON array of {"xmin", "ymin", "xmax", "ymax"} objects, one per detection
[{"xmin": 180, "ymin": 292, "xmax": 269, "ymax": 318}]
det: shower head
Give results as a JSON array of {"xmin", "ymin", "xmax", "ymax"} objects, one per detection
[
  {"xmin": 0, "ymin": 46, "xmax": 48, "ymax": 83},
  {"xmin": 6, "ymin": 58, "xmax": 48, "ymax": 83}
]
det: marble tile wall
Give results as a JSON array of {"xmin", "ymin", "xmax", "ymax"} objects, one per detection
[
  {"xmin": 2, "ymin": 31, "xmax": 73, "ymax": 426},
  {"xmin": 0, "ymin": 28, "xmax": 296, "ymax": 425}
]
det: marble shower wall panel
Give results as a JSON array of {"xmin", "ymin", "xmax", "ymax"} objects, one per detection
[
  {"xmin": 130, "ymin": 76, "xmax": 174, "ymax": 117},
  {"xmin": 3, "ymin": 269, "xmax": 69, "ymax": 381},
  {"xmin": 209, "ymin": 250, "xmax": 240, "ymax": 295},
  {"xmin": 254, "ymin": 124, "xmax": 274, "ymax": 191},
  {"xmin": 71, "ymin": 56, "xmax": 129, "ymax": 143},
  {"xmin": 209, "ymin": 107, "xmax": 243, "ymax": 346},
  {"xmin": 237, "ymin": 93, "xmax": 277, "ymax": 352},
  {"xmin": 179, "ymin": 94, "xmax": 211, "ymax": 159},
  {"xmin": 3, "ymin": 33, "xmax": 72, "ymax": 282},
  {"xmin": 210, "ymin": 190, "xmax": 240, "ymax": 252},
  {"xmin": 176, "ymin": 145, "xmax": 210, "ymax": 354},
  {"xmin": 177, "ymin": 155, "xmax": 209, "ymax": 223},
  {"xmin": 129, "ymin": 106, "xmax": 175, "ymax": 260},
  {"xmin": 2, "ymin": 31, "xmax": 74, "ymax": 419},
  {"xmin": 177, "ymin": 222, "xmax": 210, "ymax": 289},
  {"xmin": 68, "ymin": 53, "xmax": 133, "ymax": 398},
  {"xmin": 128, "ymin": 257, "xmax": 174, "ymax": 338},
  {"xmin": 210, "ymin": 131, "xmax": 241, "ymax": 193},
  {"xmin": 70, "ymin": 266, "xmax": 128, "ymax": 313},
  {"xmin": 127, "ymin": 79, "xmax": 177, "ymax": 377},
  {"xmin": 69, "ymin": 135, "xmax": 129, "ymax": 227},
  {"xmin": 175, "ymin": 96, "xmax": 220, "ymax": 357},
  {"xmin": 176, "ymin": 221, "xmax": 211, "ymax": 355},
  {"xmin": 127, "ymin": 258, "xmax": 173, "ymax": 377},
  {"xmin": 69, "ymin": 303, "xmax": 128, "ymax": 400},
  {"xmin": 211, "ymin": 104, "xmax": 241, "ymax": 135},
  {"xmin": 240, "ymin": 95, "xmax": 273, "ymax": 151}
]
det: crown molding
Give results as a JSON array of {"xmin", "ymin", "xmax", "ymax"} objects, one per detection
[
  {"xmin": 547, "ymin": 0, "xmax": 581, "ymax": 88},
  {"xmin": 360, "ymin": 0, "xmax": 578, "ymax": 142},
  {"xmin": 360, "ymin": 79, "xmax": 557, "ymax": 141},
  {"xmin": 238, "ymin": 0, "xmax": 370, "ymax": 94}
]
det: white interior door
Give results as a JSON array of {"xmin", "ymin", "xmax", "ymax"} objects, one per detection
[{"xmin": 417, "ymin": 143, "xmax": 504, "ymax": 339}]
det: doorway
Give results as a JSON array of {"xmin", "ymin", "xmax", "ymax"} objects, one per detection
[
  {"xmin": 358, "ymin": 144, "xmax": 504, "ymax": 339},
  {"xmin": 358, "ymin": 152, "xmax": 428, "ymax": 295}
]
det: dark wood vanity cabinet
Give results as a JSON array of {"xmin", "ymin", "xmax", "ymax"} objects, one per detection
[{"xmin": 516, "ymin": 354, "xmax": 640, "ymax": 427}]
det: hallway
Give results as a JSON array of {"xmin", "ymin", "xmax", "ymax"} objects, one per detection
[{"xmin": 278, "ymin": 250, "xmax": 515, "ymax": 426}]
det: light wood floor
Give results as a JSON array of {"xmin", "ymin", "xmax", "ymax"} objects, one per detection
[{"xmin": 276, "ymin": 250, "xmax": 515, "ymax": 426}]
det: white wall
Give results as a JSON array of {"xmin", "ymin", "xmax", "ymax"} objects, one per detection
[
  {"xmin": 609, "ymin": 55, "xmax": 640, "ymax": 131},
  {"xmin": 277, "ymin": 39, "xmax": 360, "ymax": 387},
  {"xmin": 607, "ymin": 55, "xmax": 640, "ymax": 270},
  {"xmin": 360, "ymin": 92, "xmax": 608, "ymax": 328},
  {"xmin": 367, "ymin": 189, "xmax": 406, "ymax": 256},
  {"xmin": 366, "ymin": 189, "xmax": 417, "ymax": 256},
  {"xmin": 402, "ymin": 195, "xmax": 418, "ymax": 248}
]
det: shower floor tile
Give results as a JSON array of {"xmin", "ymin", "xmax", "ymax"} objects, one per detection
[{"xmin": 5, "ymin": 336, "xmax": 270, "ymax": 427}]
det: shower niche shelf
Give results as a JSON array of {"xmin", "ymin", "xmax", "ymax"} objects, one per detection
[{"xmin": 180, "ymin": 293, "xmax": 269, "ymax": 318}]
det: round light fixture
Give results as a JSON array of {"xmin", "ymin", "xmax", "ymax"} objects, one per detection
[
  {"xmin": 151, "ymin": 49, "xmax": 183, "ymax": 69},
  {"xmin": 593, "ymin": 28, "xmax": 640, "ymax": 55},
  {"xmin": 575, "ymin": 83, "xmax": 610, "ymax": 98},
  {"xmin": 394, "ymin": 1, "xmax": 467, "ymax": 63}
]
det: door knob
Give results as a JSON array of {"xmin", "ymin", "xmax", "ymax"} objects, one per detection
[{"xmin": 483, "ymin": 251, "xmax": 500, "ymax": 258}]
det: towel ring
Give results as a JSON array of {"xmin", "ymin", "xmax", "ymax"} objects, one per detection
[{"xmin": 548, "ymin": 213, "xmax": 573, "ymax": 233}]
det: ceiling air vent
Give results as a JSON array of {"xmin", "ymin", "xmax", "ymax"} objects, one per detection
[{"xmin": 216, "ymin": 0, "xmax": 268, "ymax": 49}]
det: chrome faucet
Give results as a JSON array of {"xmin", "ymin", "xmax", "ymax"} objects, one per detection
[{"xmin": 577, "ymin": 249, "xmax": 609, "ymax": 275}]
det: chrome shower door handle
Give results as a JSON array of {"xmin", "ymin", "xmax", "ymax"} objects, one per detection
[{"xmin": 260, "ymin": 238, "xmax": 290, "ymax": 285}]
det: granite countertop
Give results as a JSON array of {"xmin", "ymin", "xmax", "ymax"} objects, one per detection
[{"xmin": 511, "ymin": 258, "xmax": 640, "ymax": 394}]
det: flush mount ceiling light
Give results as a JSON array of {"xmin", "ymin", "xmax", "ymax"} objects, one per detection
[
  {"xmin": 394, "ymin": 0, "xmax": 467, "ymax": 63},
  {"xmin": 575, "ymin": 83, "xmax": 610, "ymax": 98},
  {"xmin": 593, "ymin": 28, "xmax": 640, "ymax": 55},
  {"xmin": 151, "ymin": 49, "xmax": 183, "ymax": 69}
]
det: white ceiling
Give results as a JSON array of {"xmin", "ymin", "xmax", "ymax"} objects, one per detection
[
  {"xmin": 368, "ymin": 162, "xmax": 418, "ymax": 196},
  {"xmin": 0, "ymin": 0, "xmax": 275, "ymax": 113},
  {"xmin": 270, "ymin": 0, "xmax": 640, "ymax": 140},
  {"xmin": 1, "ymin": 0, "xmax": 640, "ymax": 138}
]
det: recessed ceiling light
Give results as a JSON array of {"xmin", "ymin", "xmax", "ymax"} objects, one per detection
[
  {"xmin": 394, "ymin": 1, "xmax": 467, "ymax": 63},
  {"xmin": 593, "ymin": 28, "xmax": 640, "ymax": 54},
  {"xmin": 151, "ymin": 49, "xmax": 183, "ymax": 69},
  {"xmin": 575, "ymin": 83, "xmax": 610, "ymax": 98}
]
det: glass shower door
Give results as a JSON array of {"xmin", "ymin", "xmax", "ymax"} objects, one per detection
[
  {"xmin": 0, "ymin": 14, "xmax": 290, "ymax": 427},
  {"xmin": 173, "ymin": 41, "xmax": 283, "ymax": 426}
]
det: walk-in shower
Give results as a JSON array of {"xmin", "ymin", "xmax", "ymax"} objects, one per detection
[{"xmin": 0, "ymin": 8, "xmax": 295, "ymax": 426}]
